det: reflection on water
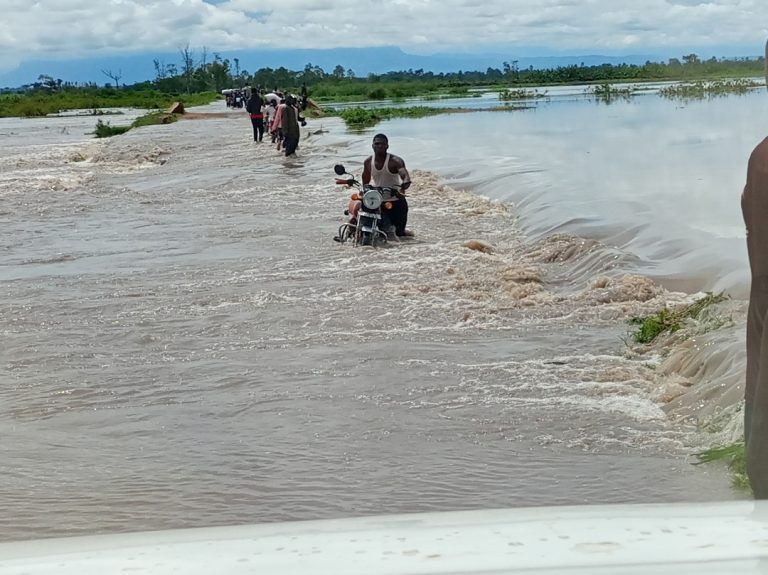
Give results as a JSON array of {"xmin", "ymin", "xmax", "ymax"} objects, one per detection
[{"xmin": 0, "ymin": 91, "xmax": 758, "ymax": 542}]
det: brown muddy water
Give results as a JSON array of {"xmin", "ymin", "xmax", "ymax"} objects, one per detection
[{"xmin": 0, "ymin": 102, "xmax": 747, "ymax": 542}]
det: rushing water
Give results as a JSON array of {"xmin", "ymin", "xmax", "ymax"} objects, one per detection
[
  {"xmin": 355, "ymin": 88, "xmax": 768, "ymax": 296},
  {"xmin": 0, "ymin": 88, "xmax": 760, "ymax": 542}
]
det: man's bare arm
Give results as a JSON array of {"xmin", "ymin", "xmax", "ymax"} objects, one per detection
[
  {"xmin": 390, "ymin": 155, "xmax": 411, "ymax": 191},
  {"xmin": 362, "ymin": 157, "xmax": 372, "ymax": 185}
]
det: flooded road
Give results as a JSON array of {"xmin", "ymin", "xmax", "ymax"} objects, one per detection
[{"xmin": 0, "ymin": 99, "xmax": 744, "ymax": 541}]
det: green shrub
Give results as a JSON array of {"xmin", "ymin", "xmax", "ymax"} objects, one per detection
[
  {"xmin": 94, "ymin": 119, "xmax": 131, "ymax": 138},
  {"xmin": 131, "ymin": 112, "xmax": 177, "ymax": 128},
  {"xmin": 627, "ymin": 291, "xmax": 728, "ymax": 344},
  {"xmin": 337, "ymin": 106, "xmax": 451, "ymax": 129},
  {"xmin": 367, "ymin": 88, "xmax": 387, "ymax": 100}
]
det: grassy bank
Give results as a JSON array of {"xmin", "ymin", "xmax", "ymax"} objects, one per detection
[
  {"xmin": 93, "ymin": 111, "xmax": 179, "ymax": 138},
  {"xmin": 0, "ymin": 89, "xmax": 219, "ymax": 118}
]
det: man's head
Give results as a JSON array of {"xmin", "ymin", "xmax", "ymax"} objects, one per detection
[{"xmin": 372, "ymin": 133, "xmax": 389, "ymax": 157}]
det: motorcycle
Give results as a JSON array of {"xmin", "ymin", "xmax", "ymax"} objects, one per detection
[{"xmin": 333, "ymin": 164, "xmax": 402, "ymax": 247}]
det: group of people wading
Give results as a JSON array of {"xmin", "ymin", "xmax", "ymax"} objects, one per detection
[{"xmin": 244, "ymin": 87, "xmax": 307, "ymax": 157}]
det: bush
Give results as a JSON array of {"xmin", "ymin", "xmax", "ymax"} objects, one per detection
[
  {"xmin": 367, "ymin": 88, "xmax": 387, "ymax": 100},
  {"xmin": 131, "ymin": 112, "xmax": 177, "ymax": 128},
  {"xmin": 94, "ymin": 119, "xmax": 131, "ymax": 138},
  {"xmin": 627, "ymin": 291, "xmax": 728, "ymax": 343}
]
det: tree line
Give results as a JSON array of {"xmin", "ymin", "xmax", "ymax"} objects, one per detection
[
  {"xmin": 148, "ymin": 48, "xmax": 766, "ymax": 94},
  {"xmin": 7, "ymin": 45, "xmax": 765, "ymax": 99}
]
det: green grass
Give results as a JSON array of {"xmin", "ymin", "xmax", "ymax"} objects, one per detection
[
  {"xmin": 94, "ymin": 119, "xmax": 131, "ymax": 138},
  {"xmin": 131, "ymin": 111, "xmax": 178, "ymax": 128},
  {"xmin": 336, "ymin": 106, "xmax": 458, "ymax": 129},
  {"xmin": 696, "ymin": 442, "xmax": 750, "ymax": 491},
  {"xmin": 627, "ymin": 291, "xmax": 728, "ymax": 344},
  {"xmin": 93, "ymin": 111, "xmax": 179, "ymax": 138},
  {"xmin": 308, "ymin": 81, "xmax": 478, "ymax": 103},
  {"xmin": 0, "ymin": 90, "xmax": 219, "ymax": 118}
]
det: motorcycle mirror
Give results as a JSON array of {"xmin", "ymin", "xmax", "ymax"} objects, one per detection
[{"xmin": 333, "ymin": 164, "xmax": 346, "ymax": 175}]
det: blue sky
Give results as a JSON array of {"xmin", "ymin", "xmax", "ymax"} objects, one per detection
[{"xmin": 0, "ymin": 0, "xmax": 765, "ymax": 86}]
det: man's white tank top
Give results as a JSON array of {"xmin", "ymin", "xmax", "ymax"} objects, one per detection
[{"xmin": 369, "ymin": 154, "xmax": 401, "ymax": 187}]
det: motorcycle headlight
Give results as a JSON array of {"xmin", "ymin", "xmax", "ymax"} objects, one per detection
[{"xmin": 361, "ymin": 189, "xmax": 383, "ymax": 210}]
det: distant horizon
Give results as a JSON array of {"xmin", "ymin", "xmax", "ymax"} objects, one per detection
[{"xmin": 1, "ymin": 44, "xmax": 763, "ymax": 90}]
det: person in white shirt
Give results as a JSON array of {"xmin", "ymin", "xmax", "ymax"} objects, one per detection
[{"xmin": 361, "ymin": 133, "xmax": 412, "ymax": 237}]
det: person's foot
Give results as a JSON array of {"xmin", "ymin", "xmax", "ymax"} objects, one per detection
[{"xmin": 333, "ymin": 235, "xmax": 343, "ymax": 243}]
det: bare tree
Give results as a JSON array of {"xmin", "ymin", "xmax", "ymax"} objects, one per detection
[
  {"xmin": 101, "ymin": 68, "xmax": 123, "ymax": 87},
  {"xmin": 180, "ymin": 43, "xmax": 195, "ymax": 94},
  {"xmin": 153, "ymin": 58, "xmax": 167, "ymax": 80}
]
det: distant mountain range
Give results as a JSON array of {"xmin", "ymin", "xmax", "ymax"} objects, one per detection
[{"xmin": 0, "ymin": 45, "xmax": 759, "ymax": 88}]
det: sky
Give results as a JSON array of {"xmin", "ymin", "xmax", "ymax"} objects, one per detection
[{"xmin": 1, "ymin": 0, "xmax": 766, "ymax": 85}]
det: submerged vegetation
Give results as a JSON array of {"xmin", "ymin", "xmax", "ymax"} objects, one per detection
[
  {"xmin": 498, "ymin": 88, "xmax": 548, "ymax": 101},
  {"xmin": 587, "ymin": 83, "xmax": 638, "ymax": 103},
  {"xmin": 94, "ymin": 111, "xmax": 179, "ymax": 138},
  {"xmin": 627, "ymin": 292, "xmax": 729, "ymax": 344},
  {"xmin": 330, "ymin": 104, "xmax": 529, "ymax": 129},
  {"xmin": 658, "ymin": 78, "xmax": 763, "ymax": 100},
  {"xmin": 696, "ymin": 443, "xmax": 749, "ymax": 491},
  {"xmin": 335, "ymin": 106, "xmax": 460, "ymax": 129}
]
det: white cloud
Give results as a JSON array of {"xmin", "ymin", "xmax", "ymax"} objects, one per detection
[{"xmin": 0, "ymin": 0, "xmax": 765, "ymax": 70}]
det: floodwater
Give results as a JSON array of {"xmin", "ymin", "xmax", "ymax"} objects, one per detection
[{"xmin": 0, "ymin": 87, "xmax": 761, "ymax": 542}]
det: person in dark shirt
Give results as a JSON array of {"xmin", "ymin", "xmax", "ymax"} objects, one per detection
[{"xmin": 246, "ymin": 91, "xmax": 264, "ymax": 142}]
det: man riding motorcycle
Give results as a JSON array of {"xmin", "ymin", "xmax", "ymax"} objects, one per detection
[{"xmin": 362, "ymin": 133, "xmax": 412, "ymax": 238}]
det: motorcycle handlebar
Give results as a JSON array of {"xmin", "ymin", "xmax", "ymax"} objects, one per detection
[
  {"xmin": 363, "ymin": 185, "xmax": 401, "ymax": 191},
  {"xmin": 333, "ymin": 174, "xmax": 404, "ymax": 194}
]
